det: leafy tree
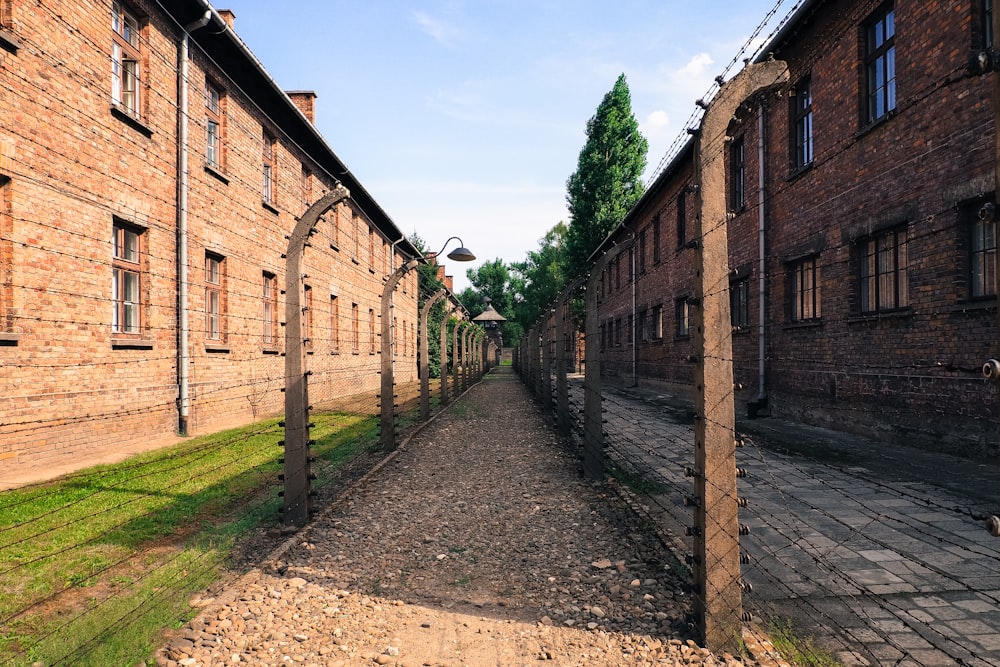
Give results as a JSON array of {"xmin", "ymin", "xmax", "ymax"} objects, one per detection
[
  {"xmin": 459, "ymin": 259, "xmax": 525, "ymax": 346},
  {"xmin": 511, "ymin": 222, "xmax": 570, "ymax": 330},
  {"xmin": 565, "ymin": 73, "xmax": 648, "ymax": 279}
]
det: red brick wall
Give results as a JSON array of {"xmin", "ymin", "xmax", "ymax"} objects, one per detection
[
  {"xmin": 597, "ymin": 0, "xmax": 998, "ymax": 458},
  {"xmin": 0, "ymin": 0, "xmax": 418, "ymax": 474}
]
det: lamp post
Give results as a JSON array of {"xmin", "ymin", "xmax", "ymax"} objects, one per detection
[{"xmin": 380, "ymin": 237, "xmax": 475, "ymax": 452}]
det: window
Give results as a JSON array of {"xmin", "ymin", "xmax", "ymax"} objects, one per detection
[
  {"xmin": 627, "ymin": 314, "xmax": 634, "ymax": 345},
  {"xmin": 675, "ymin": 298, "xmax": 690, "ymax": 338},
  {"xmin": 971, "ymin": 215, "xmax": 997, "ymax": 299},
  {"xmin": 864, "ymin": 4, "xmax": 896, "ymax": 124},
  {"xmin": 730, "ymin": 136, "xmax": 745, "ymax": 212},
  {"xmin": 677, "ymin": 191, "xmax": 687, "ymax": 247},
  {"xmin": 600, "ymin": 322, "xmax": 606, "ymax": 350},
  {"xmin": 638, "ymin": 309, "xmax": 648, "ymax": 342},
  {"xmin": 262, "ymin": 131, "xmax": 276, "ymax": 205},
  {"xmin": 368, "ymin": 308, "xmax": 375, "ymax": 354},
  {"xmin": 614, "ymin": 318, "xmax": 622, "ymax": 346},
  {"xmin": 111, "ymin": 1, "xmax": 142, "ymax": 117},
  {"xmin": 791, "ymin": 257, "xmax": 822, "ymax": 321},
  {"xmin": 112, "ymin": 221, "xmax": 143, "ymax": 335},
  {"xmin": 205, "ymin": 253, "xmax": 225, "ymax": 341},
  {"xmin": 653, "ymin": 214, "xmax": 661, "ymax": 263},
  {"xmin": 986, "ymin": 0, "xmax": 995, "ymax": 48},
  {"xmin": 859, "ymin": 227, "xmax": 908, "ymax": 313},
  {"xmin": 354, "ymin": 212, "xmax": 361, "ymax": 261},
  {"xmin": 651, "ymin": 304, "xmax": 663, "ymax": 340},
  {"xmin": 205, "ymin": 82, "xmax": 224, "ymax": 170},
  {"xmin": 262, "ymin": 272, "xmax": 277, "ymax": 345},
  {"xmin": 639, "ymin": 229, "xmax": 647, "ymax": 273},
  {"xmin": 330, "ymin": 295, "xmax": 340, "ymax": 353},
  {"xmin": 614, "ymin": 257, "xmax": 621, "ymax": 290},
  {"xmin": 792, "ymin": 77, "xmax": 813, "ymax": 169},
  {"xmin": 351, "ymin": 303, "xmax": 359, "ymax": 354},
  {"xmin": 0, "ymin": 177, "xmax": 11, "ymax": 334},
  {"xmin": 303, "ymin": 285, "xmax": 313, "ymax": 350},
  {"xmin": 731, "ymin": 278, "xmax": 750, "ymax": 331}
]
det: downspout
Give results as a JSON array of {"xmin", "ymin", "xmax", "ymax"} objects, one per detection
[
  {"xmin": 177, "ymin": 10, "xmax": 212, "ymax": 436},
  {"xmin": 756, "ymin": 102, "xmax": 767, "ymax": 403},
  {"xmin": 631, "ymin": 231, "xmax": 638, "ymax": 387}
]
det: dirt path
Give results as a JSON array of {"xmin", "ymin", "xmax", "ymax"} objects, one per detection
[{"xmin": 157, "ymin": 369, "xmax": 770, "ymax": 667}]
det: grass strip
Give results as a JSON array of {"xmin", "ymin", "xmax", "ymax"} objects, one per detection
[{"xmin": 0, "ymin": 410, "xmax": 378, "ymax": 666}]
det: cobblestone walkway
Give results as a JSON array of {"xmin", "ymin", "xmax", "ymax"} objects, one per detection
[{"xmin": 593, "ymin": 383, "xmax": 1000, "ymax": 667}]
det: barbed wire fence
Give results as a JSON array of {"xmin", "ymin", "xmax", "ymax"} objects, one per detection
[{"xmin": 515, "ymin": 33, "xmax": 1000, "ymax": 667}]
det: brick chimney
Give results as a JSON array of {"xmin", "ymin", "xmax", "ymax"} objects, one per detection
[
  {"xmin": 217, "ymin": 9, "xmax": 236, "ymax": 28},
  {"xmin": 287, "ymin": 91, "xmax": 317, "ymax": 124}
]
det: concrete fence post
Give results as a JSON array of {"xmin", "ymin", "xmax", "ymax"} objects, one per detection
[
  {"xmin": 691, "ymin": 58, "xmax": 788, "ymax": 652},
  {"xmin": 282, "ymin": 186, "xmax": 350, "ymax": 527},
  {"xmin": 440, "ymin": 304, "xmax": 453, "ymax": 407},
  {"xmin": 420, "ymin": 289, "xmax": 447, "ymax": 421},
  {"xmin": 380, "ymin": 258, "xmax": 421, "ymax": 453},
  {"xmin": 583, "ymin": 245, "xmax": 626, "ymax": 480}
]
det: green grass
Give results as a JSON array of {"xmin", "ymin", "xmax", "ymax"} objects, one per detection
[
  {"xmin": 768, "ymin": 618, "xmax": 842, "ymax": 667},
  {"xmin": 0, "ymin": 410, "xmax": 378, "ymax": 666},
  {"xmin": 608, "ymin": 464, "xmax": 671, "ymax": 496}
]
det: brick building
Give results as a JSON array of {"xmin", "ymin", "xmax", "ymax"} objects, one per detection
[
  {"xmin": 0, "ymin": 1, "xmax": 421, "ymax": 473},
  {"xmin": 596, "ymin": 0, "xmax": 999, "ymax": 458}
]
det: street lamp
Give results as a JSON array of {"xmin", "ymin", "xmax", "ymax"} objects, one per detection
[{"xmin": 380, "ymin": 236, "xmax": 475, "ymax": 451}]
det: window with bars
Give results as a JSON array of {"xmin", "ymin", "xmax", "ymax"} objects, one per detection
[
  {"xmin": 730, "ymin": 136, "xmax": 745, "ymax": 212},
  {"xmin": 111, "ymin": 1, "xmax": 142, "ymax": 118},
  {"xmin": 262, "ymin": 131, "xmax": 276, "ymax": 205},
  {"xmin": 675, "ymin": 298, "xmax": 690, "ymax": 338},
  {"xmin": 330, "ymin": 295, "xmax": 340, "ymax": 353},
  {"xmin": 971, "ymin": 215, "xmax": 997, "ymax": 299},
  {"xmin": 677, "ymin": 190, "xmax": 688, "ymax": 248},
  {"xmin": 351, "ymin": 303, "xmax": 359, "ymax": 354},
  {"xmin": 986, "ymin": 0, "xmax": 995, "ymax": 48},
  {"xmin": 206, "ymin": 82, "xmax": 224, "ymax": 170},
  {"xmin": 791, "ymin": 256, "xmax": 822, "ymax": 322},
  {"xmin": 112, "ymin": 221, "xmax": 143, "ymax": 335},
  {"xmin": 652, "ymin": 214, "xmax": 661, "ymax": 264},
  {"xmin": 639, "ymin": 229, "xmax": 647, "ymax": 273},
  {"xmin": 864, "ymin": 4, "xmax": 896, "ymax": 125},
  {"xmin": 859, "ymin": 227, "xmax": 908, "ymax": 313},
  {"xmin": 731, "ymin": 278, "xmax": 750, "ymax": 331},
  {"xmin": 205, "ymin": 253, "xmax": 225, "ymax": 341},
  {"xmin": 0, "ymin": 177, "xmax": 11, "ymax": 334},
  {"xmin": 262, "ymin": 272, "xmax": 277, "ymax": 346},
  {"xmin": 651, "ymin": 304, "xmax": 663, "ymax": 340},
  {"xmin": 792, "ymin": 76, "xmax": 813, "ymax": 169}
]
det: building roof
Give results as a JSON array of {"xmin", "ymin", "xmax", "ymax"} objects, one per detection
[
  {"xmin": 473, "ymin": 305, "xmax": 507, "ymax": 323},
  {"xmin": 168, "ymin": 0, "xmax": 421, "ymax": 259}
]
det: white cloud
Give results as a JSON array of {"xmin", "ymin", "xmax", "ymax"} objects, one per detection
[
  {"xmin": 641, "ymin": 109, "xmax": 671, "ymax": 142},
  {"xmin": 680, "ymin": 52, "xmax": 714, "ymax": 78},
  {"xmin": 412, "ymin": 11, "xmax": 457, "ymax": 45}
]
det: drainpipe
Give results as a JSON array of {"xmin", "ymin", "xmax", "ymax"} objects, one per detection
[
  {"xmin": 631, "ymin": 231, "xmax": 638, "ymax": 387},
  {"xmin": 176, "ymin": 10, "xmax": 211, "ymax": 436},
  {"xmin": 757, "ymin": 103, "xmax": 767, "ymax": 402}
]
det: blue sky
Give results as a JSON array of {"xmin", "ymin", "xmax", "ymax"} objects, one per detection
[{"xmin": 219, "ymin": 1, "xmax": 794, "ymax": 291}]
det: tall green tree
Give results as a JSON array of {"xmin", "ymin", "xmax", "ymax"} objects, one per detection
[{"xmin": 565, "ymin": 73, "xmax": 648, "ymax": 279}]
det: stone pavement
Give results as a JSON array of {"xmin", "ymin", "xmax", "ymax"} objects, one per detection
[{"xmin": 583, "ymin": 381, "xmax": 1000, "ymax": 667}]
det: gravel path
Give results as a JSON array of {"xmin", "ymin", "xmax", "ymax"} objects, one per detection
[{"xmin": 157, "ymin": 369, "xmax": 773, "ymax": 667}]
